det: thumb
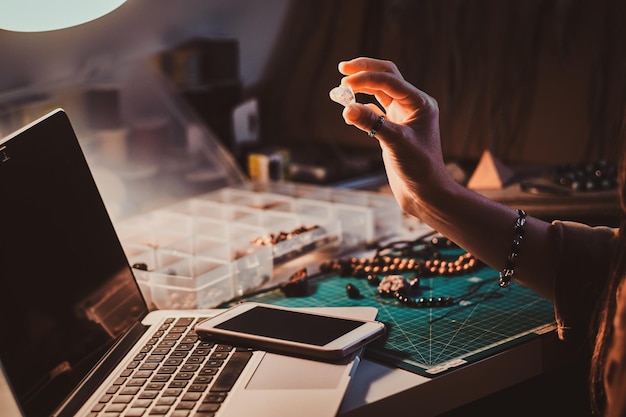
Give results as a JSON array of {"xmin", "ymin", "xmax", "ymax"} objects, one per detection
[{"xmin": 342, "ymin": 103, "xmax": 390, "ymax": 139}]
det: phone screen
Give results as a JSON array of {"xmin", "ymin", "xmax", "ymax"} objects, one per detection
[{"xmin": 214, "ymin": 305, "xmax": 364, "ymax": 346}]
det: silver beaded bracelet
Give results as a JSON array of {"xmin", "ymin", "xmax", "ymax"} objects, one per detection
[{"xmin": 498, "ymin": 209, "xmax": 527, "ymax": 288}]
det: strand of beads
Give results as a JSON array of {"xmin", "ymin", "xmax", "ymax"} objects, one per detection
[
  {"xmin": 319, "ymin": 236, "xmax": 483, "ymax": 309},
  {"xmin": 395, "ymin": 293, "xmax": 455, "ymax": 308},
  {"xmin": 374, "ymin": 274, "xmax": 455, "ymax": 308},
  {"xmin": 319, "ymin": 250, "xmax": 480, "ymax": 279}
]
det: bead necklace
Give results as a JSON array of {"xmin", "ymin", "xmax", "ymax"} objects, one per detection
[
  {"xmin": 327, "ymin": 251, "xmax": 479, "ymax": 278},
  {"xmin": 319, "ymin": 235, "xmax": 483, "ymax": 309}
]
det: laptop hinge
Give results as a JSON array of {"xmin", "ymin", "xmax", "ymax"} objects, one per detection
[{"xmin": 54, "ymin": 321, "xmax": 149, "ymax": 417}]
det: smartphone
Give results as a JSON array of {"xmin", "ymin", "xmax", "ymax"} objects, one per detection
[{"xmin": 195, "ymin": 302, "xmax": 386, "ymax": 361}]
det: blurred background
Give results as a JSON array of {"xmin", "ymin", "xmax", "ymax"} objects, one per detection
[{"xmin": 1, "ymin": 0, "xmax": 624, "ymax": 222}]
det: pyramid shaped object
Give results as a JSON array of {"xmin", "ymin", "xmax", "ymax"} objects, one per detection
[{"xmin": 467, "ymin": 150, "xmax": 514, "ymax": 190}]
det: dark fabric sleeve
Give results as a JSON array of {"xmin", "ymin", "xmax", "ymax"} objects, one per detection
[
  {"xmin": 605, "ymin": 280, "xmax": 626, "ymax": 417},
  {"xmin": 551, "ymin": 220, "xmax": 618, "ymax": 344}
]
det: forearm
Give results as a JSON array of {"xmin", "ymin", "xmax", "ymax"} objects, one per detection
[{"xmin": 412, "ymin": 177, "xmax": 555, "ymax": 300}]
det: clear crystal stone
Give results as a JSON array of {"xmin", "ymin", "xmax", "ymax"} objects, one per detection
[{"xmin": 329, "ymin": 85, "xmax": 355, "ymax": 107}]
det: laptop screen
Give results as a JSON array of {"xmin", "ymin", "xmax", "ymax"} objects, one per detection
[{"xmin": 0, "ymin": 109, "xmax": 147, "ymax": 416}]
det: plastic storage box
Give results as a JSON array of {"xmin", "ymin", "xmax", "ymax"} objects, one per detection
[
  {"xmin": 117, "ymin": 191, "xmax": 344, "ymax": 309},
  {"xmin": 117, "ymin": 183, "xmax": 404, "ymax": 310}
]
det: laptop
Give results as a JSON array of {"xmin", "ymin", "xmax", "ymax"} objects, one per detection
[{"xmin": 0, "ymin": 109, "xmax": 377, "ymax": 417}]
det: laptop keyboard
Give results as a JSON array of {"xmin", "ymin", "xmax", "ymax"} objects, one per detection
[{"xmin": 88, "ymin": 317, "xmax": 253, "ymax": 417}]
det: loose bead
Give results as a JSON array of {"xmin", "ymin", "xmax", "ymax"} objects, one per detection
[
  {"xmin": 346, "ymin": 283, "xmax": 361, "ymax": 299},
  {"xmin": 133, "ymin": 262, "xmax": 148, "ymax": 271}
]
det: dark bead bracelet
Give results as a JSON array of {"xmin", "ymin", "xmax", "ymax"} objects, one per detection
[{"xmin": 499, "ymin": 209, "xmax": 527, "ymax": 288}]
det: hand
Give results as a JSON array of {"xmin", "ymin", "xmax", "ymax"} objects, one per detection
[
  {"xmin": 337, "ymin": 57, "xmax": 451, "ymax": 216},
  {"xmin": 337, "ymin": 58, "xmax": 557, "ymax": 302}
]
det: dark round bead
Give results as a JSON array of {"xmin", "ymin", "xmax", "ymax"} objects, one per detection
[
  {"xmin": 396, "ymin": 293, "xmax": 408, "ymax": 304},
  {"xmin": 279, "ymin": 268, "xmax": 309, "ymax": 297},
  {"xmin": 366, "ymin": 274, "xmax": 381, "ymax": 286},
  {"xmin": 132, "ymin": 262, "xmax": 148, "ymax": 271},
  {"xmin": 338, "ymin": 260, "xmax": 354, "ymax": 277},
  {"xmin": 400, "ymin": 295, "xmax": 411, "ymax": 305},
  {"xmin": 346, "ymin": 283, "xmax": 361, "ymax": 299},
  {"xmin": 318, "ymin": 261, "xmax": 334, "ymax": 274},
  {"xmin": 585, "ymin": 179, "xmax": 597, "ymax": 191},
  {"xmin": 378, "ymin": 288, "xmax": 392, "ymax": 297},
  {"xmin": 353, "ymin": 265, "xmax": 366, "ymax": 278}
]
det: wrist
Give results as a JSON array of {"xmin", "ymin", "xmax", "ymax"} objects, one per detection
[{"xmin": 409, "ymin": 167, "xmax": 465, "ymax": 221}]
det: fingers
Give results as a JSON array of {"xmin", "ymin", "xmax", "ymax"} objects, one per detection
[
  {"xmin": 343, "ymin": 71, "xmax": 420, "ymax": 106},
  {"xmin": 338, "ymin": 58, "xmax": 425, "ymax": 110},
  {"xmin": 334, "ymin": 57, "xmax": 439, "ymax": 141},
  {"xmin": 338, "ymin": 57, "xmax": 404, "ymax": 107},
  {"xmin": 338, "ymin": 57, "xmax": 402, "ymax": 78}
]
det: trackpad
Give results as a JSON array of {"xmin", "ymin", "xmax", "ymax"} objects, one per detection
[{"xmin": 246, "ymin": 353, "xmax": 347, "ymax": 390}]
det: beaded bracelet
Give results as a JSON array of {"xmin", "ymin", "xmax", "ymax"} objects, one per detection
[{"xmin": 498, "ymin": 209, "xmax": 527, "ymax": 288}]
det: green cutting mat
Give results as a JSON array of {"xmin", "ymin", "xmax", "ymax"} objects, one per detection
[{"xmin": 224, "ymin": 251, "xmax": 556, "ymax": 377}]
